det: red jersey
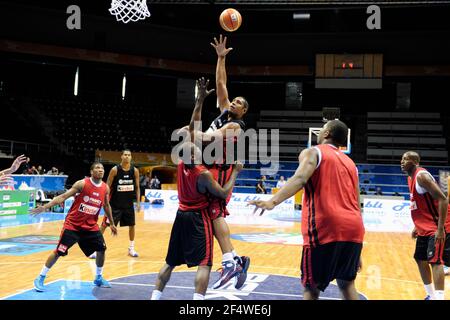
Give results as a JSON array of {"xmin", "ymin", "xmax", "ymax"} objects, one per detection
[
  {"xmin": 64, "ymin": 178, "xmax": 107, "ymax": 232},
  {"xmin": 408, "ymin": 167, "xmax": 450, "ymax": 236},
  {"xmin": 302, "ymin": 144, "xmax": 365, "ymax": 247},
  {"xmin": 177, "ymin": 161, "xmax": 210, "ymax": 211}
]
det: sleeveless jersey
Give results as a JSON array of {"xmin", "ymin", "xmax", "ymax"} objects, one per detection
[
  {"xmin": 206, "ymin": 109, "xmax": 245, "ymax": 166},
  {"xmin": 110, "ymin": 164, "xmax": 136, "ymax": 209},
  {"xmin": 302, "ymin": 144, "xmax": 365, "ymax": 247},
  {"xmin": 177, "ymin": 161, "xmax": 210, "ymax": 211},
  {"xmin": 408, "ymin": 167, "xmax": 450, "ymax": 236},
  {"xmin": 64, "ymin": 178, "xmax": 107, "ymax": 232}
]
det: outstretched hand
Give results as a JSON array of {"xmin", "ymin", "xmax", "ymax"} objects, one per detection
[
  {"xmin": 30, "ymin": 205, "xmax": 46, "ymax": 216},
  {"xmin": 247, "ymin": 200, "xmax": 276, "ymax": 216},
  {"xmin": 196, "ymin": 77, "xmax": 215, "ymax": 102},
  {"xmin": 9, "ymin": 154, "xmax": 27, "ymax": 174},
  {"xmin": 210, "ymin": 34, "xmax": 233, "ymax": 58}
]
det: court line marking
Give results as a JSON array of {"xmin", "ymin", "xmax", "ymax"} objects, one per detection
[
  {"xmin": 107, "ymin": 281, "xmax": 348, "ymax": 300},
  {"xmin": 1, "ymin": 279, "xmax": 62, "ymax": 300}
]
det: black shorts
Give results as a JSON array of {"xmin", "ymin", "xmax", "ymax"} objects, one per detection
[
  {"xmin": 55, "ymin": 229, "xmax": 106, "ymax": 257},
  {"xmin": 102, "ymin": 206, "xmax": 135, "ymax": 227},
  {"xmin": 301, "ymin": 242, "xmax": 362, "ymax": 292},
  {"xmin": 414, "ymin": 234, "xmax": 450, "ymax": 265},
  {"xmin": 165, "ymin": 209, "xmax": 213, "ymax": 268}
]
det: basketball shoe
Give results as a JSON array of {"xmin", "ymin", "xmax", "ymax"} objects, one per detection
[
  {"xmin": 34, "ymin": 275, "xmax": 46, "ymax": 292},
  {"xmin": 94, "ymin": 275, "xmax": 111, "ymax": 288},
  {"xmin": 212, "ymin": 260, "xmax": 242, "ymax": 289},
  {"xmin": 234, "ymin": 256, "xmax": 250, "ymax": 290}
]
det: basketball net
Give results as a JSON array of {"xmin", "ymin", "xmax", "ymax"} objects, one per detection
[{"xmin": 109, "ymin": 0, "xmax": 151, "ymax": 24}]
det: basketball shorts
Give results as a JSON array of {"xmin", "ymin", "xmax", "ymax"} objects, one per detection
[
  {"xmin": 414, "ymin": 234, "xmax": 450, "ymax": 265},
  {"xmin": 102, "ymin": 206, "xmax": 135, "ymax": 227},
  {"xmin": 55, "ymin": 229, "xmax": 106, "ymax": 257},
  {"xmin": 301, "ymin": 241, "xmax": 363, "ymax": 292},
  {"xmin": 165, "ymin": 209, "xmax": 213, "ymax": 268},
  {"xmin": 208, "ymin": 164, "xmax": 234, "ymax": 220}
]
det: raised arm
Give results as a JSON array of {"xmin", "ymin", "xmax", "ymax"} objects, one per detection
[
  {"xmin": 249, "ymin": 148, "xmax": 319, "ymax": 215},
  {"xmin": 30, "ymin": 180, "xmax": 84, "ymax": 215},
  {"xmin": 189, "ymin": 77, "xmax": 215, "ymax": 136},
  {"xmin": 0, "ymin": 154, "xmax": 27, "ymax": 176},
  {"xmin": 198, "ymin": 161, "xmax": 243, "ymax": 199},
  {"xmin": 210, "ymin": 35, "xmax": 233, "ymax": 112}
]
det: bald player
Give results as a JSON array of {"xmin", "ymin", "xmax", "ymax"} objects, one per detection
[
  {"xmin": 249, "ymin": 120, "xmax": 364, "ymax": 300},
  {"xmin": 401, "ymin": 151, "xmax": 450, "ymax": 300}
]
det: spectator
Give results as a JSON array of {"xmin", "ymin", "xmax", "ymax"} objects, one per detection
[
  {"xmin": 30, "ymin": 166, "xmax": 39, "ymax": 175},
  {"xmin": 150, "ymin": 175, "xmax": 161, "ymax": 189},
  {"xmin": 360, "ymin": 187, "xmax": 367, "ymax": 195},
  {"xmin": 256, "ymin": 176, "xmax": 267, "ymax": 194},
  {"xmin": 276, "ymin": 176, "xmax": 287, "ymax": 189},
  {"xmin": 21, "ymin": 157, "xmax": 31, "ymax": 174},
  {"xmin": 140, "ymin": 171, "xmax": 151, "ymax": 197},
  {"xmin": 375, "ymin": 187, "xmax": 383, "ymax": 195},
  {"xmin": 37, "ymin": 165, "xmax": 44, "ymax": 175},
  {"xmin": 47, "ymin": 167, "xmax": 59, "ymax": 175}
]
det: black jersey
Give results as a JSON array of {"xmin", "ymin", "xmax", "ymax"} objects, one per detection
[
  {"xmin": 110, "ymin": 165, "xmax": 136, "ymax": 209},
  {"xmin": 206, "ymin": 109, "xmax": 245, "ymax": 133}
]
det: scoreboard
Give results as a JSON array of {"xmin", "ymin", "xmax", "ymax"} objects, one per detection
[{"xmin": 315, "ymin": 54, "xmax": 383, "ymax": 89}]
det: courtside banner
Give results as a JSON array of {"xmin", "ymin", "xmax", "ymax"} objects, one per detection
[
  {"xmin": 363, "ymin": 198, "xmax": 414, "ymax": 232},
  {"xmin": 144, "ymin": 189, "xmax": 295, "ymax": 226}
]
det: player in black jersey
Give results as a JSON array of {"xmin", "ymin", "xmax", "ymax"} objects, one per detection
[
  {"xmin": 177, "ymin": 36, "xmax": 250, "ymax": 290},
  {"xmin": 90, "ymin": 150, "xmax": 141, "ymax": 258}
]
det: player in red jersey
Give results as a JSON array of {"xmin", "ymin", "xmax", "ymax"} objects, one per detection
[
  {"xmin": 152, "ymin": 81, "xmax": 243, "ymax": 299},
  {"xmin": 249, "ymin": 120, "xmax": 365, "ymax": 300},
  {"xmin": 401, "ymin": 151, "xmax": 450, "ymax": 300},
  {"xmin": 30, "ymin": 162, "xmax": 117, "ymax": 292}
]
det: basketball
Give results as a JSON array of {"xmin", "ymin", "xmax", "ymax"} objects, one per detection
[{"xmin": 219, "ymin": 8, "xmax": 242, "ymax": 32}]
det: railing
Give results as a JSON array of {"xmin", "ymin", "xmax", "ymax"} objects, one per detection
[{"xmin": 0, "ymin": 139, "xmax": 54, "ymax": 157}]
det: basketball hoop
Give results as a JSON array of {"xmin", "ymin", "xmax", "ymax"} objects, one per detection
[{"xmin": 109, "ymin": 0, "xmax": 151, "ymax": 24}]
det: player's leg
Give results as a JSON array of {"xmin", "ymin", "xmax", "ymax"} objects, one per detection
[
  {"xmin": 336, "ymin": 279, "xmax": 359, "ymax": 300},
  {"xmin": 193, "ymin": 266, "xmax": 212, "ymax": 300},
  {"xmin": 151, "ymin": 209, "xmax": 184, "ymax": 300},
  {"xmin": 303, "ymin": 286, "xmax": 320, "ymax": 300},
  {"xmin": 79, "ymin": 230, "xmax": 110, "ymax": 287},
  {"xmin": 124, "ymin": 207, "xmax": 138, "ymax": 257},
  {"xmin": 335, "ymin": 242, "xmax": 362, "ymax": 300},
  {"xmin": 414, "ymin": 236, "xmax": 435, "ymax": 299},
  {"xmin": 212, "ymin": 215, "xmax": 250, "ymax": 290},
  {"xmin": 34, "ymin": 229, "xmax": 78, "ymax": 292},
  {"xmin": 428, "ymin": 236, "xmax": 446, "ymax": 300}
]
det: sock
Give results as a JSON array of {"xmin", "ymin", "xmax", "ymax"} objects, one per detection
[
  {"xmin": 151, "ymin": 290, "xmax": 162, "ymax": 300},
  {"xmin": 222, "ymin": 252, "xmax": 234, "ymax": 263},
  {"xmin": 193, "ymin": 293, "xmax": 205, "ymax": 300},
  {"xmin": 40, "ymin": 266, "xmax": 50, "ymax": 277},
  {"xmin": 435, "ymin": 290, "xmax": 445, "ymax": 300},
  {"xmin": 129, "ymin": 241, "xmax": 135, "ymax": 249},
  {"xmin": 424, "ymin": 283, "xmax": 435, "ymax": 298},
  {"xmin": 232, "ymin": 250, "xmax": 238, "ymax": 258},
  {"xmin": 96, "ymin": 267, "xmax": 103, "ymax": 276}
]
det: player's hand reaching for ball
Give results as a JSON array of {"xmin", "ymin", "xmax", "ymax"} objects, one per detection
[
  {"xmin": 196, "ymin": 77, "xmax": 215, "ymax": 102},
  {"xmin": 210, "ymin": 34, "xmax": 233, "ymax": 58}
]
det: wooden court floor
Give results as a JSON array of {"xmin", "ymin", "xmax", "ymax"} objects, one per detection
[{"xmin": 1, "ymin": 209, "xmax": 449, "ymax": 300}]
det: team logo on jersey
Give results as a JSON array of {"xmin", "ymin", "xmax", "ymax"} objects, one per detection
[
  {"xmin": 118, "ymin": 185, "xmax": 134, "ymax": 192},
  {"xmin": 83, "ymin": 196, "xmax": 90, "ymax": 203},
  {"xmin": 78, "ymin": 203, "xmax": 100, "ymax": 215},
  {"xmin": 118, "ymin": 179, "xmax": 133, "ymax": 185},
  {"xmin": 57, "ymin": 244, "xmax": 68, "ymax": 253},
  {"xmin": 93, "ymin": 192, "xmax": 99, "ymax": 197}
]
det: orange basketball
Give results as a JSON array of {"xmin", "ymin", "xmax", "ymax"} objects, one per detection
[{"xmin": 219, "ymin": 8, "xmax": 242, "ymax": 32}]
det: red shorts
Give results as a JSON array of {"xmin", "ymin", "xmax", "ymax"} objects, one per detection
[{"xmin": 208, "ymin": 164, "xmax": 234, "ymax": 220}]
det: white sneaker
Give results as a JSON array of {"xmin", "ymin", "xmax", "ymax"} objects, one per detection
[
  {"xmin": 444, "ymin": 266, "xmax": 450, "ymax": 275},
  {"xmin": 128, "ymin": 248, "xmax": 139, "ymax": 257},
  {"xmin": 89, "ymin": 252, "xmax": 97, "ymax": 259}
]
